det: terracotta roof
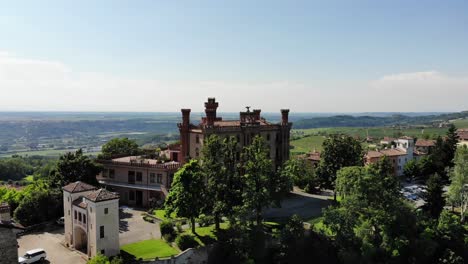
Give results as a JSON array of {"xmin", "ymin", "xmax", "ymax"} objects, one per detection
[
  {"xmin": 380, "ymin": 148, "xmax": 407, "ymax": 156},
  {"xmin": 381, "ymin": 137, "xmax": 395, "ymax": 142},
  {"xmin": 63, "ymin": 181, "xmax": 97, "ymax": 193},
  {"xmin": 398, "ymin": 136, "xmax": 414, "ymax": 140},
  {"xmin": 457, "ymin": 129, "xmax": 468, "ymax": 140},
  {"xmin": 72, "ymin": 198, "xmax": 88, "ymax": 209},
  {"xmin": 415, "ymin": 139, "xmax": 436, "ymax": 147},
  {"xmin": 306, "ymin": 151, "xmax": 321, "ymax": 161},
  {"xmin": 85, "ymin": 189, "xmax": 119, "ymax": 202},
  {"xmin": 366, "ymin": 148, "xmax": 406, "ymax": 158},
  {"xmin": 413, "ymin": 149, "xmax": 427, "ymax": 156}
]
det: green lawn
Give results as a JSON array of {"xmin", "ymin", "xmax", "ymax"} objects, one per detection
[
  {"xmin": 154, "ymin": 209, "xmax": 180, "ymax": 221},
  {"xmin": 183, "ymin": 223, "xmax": 229, "ymax": 246},
  {"xmin": 24, "ymin": 175, "xmax": 34, "ymax": 182},
  {"xmin": 121, "ymin": 239, "xmax": 179, "ymax": 260},
  {"xmin": 306, "ymin": 216, "xmax": 333, "ymax": 236}
]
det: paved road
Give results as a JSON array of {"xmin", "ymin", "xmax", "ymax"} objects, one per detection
[
  {"xmin": 119, "ymin": 207, "xmax": 160, "ymax": 246},
  {"xmin": 18, "ymin": 227, "xmax": 86, "ymax": 264},
  {"xmin": 264, "ymin": 189, "xmax": 332, "ymax": 220}
]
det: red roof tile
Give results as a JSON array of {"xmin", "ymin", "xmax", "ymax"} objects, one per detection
[
  {"xmin": 415, "ymin": 139, "xmax": 436, "ymax": 147},
  {"xmin": 63, "ymin": 181, "xmax": 97, "ymax": 193},
  {"xmin": 85, "ymin": 189, "xmax": 119, "ymax": 202}
]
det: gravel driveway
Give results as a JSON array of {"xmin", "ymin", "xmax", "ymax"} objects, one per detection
[{"xmin": 119, "ymin": 207, "xmax": 161, "ymax": 246}]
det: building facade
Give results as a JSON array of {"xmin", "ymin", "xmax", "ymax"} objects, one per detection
[
  {"xmin": 366, "ymin": 136, "xmax": 420, "ymax": 176},
  {"xmin": 179, "ymin": 98, "xmax": 292, "ymax": 169},
  {"xmin": 97, "ymin": 156, "xmax": 181, "ymax": 208},
  {"xmin": 0, "ymin": 203, "xmax": 23, "ymax": 264},
  {"xmin": 63, "ymin": 181, "xmax": 120, "ymax": 258}
]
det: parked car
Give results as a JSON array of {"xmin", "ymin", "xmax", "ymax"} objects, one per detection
[
  {"xmin": 56, "ymin": 217, "xmax": 64, "ymax": 225},
  {"xmin": 18, "ymin": 248, "xmax": 47, "ymax": 263}
]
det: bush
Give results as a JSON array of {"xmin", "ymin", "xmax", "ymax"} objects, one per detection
[
  {"xmin": 160, "ymin": 220, "xmax": 176, "ymax": 241},
  {"xmin": 198, "ymin": 215, "xmax": 215, "ymax": 227},
  {"xmin": 175, "ymin": 222, "xmax": 183, "ymax": 233},
  {"xmin": 143, "ymin": 215, "xmax": 154, "ymax": 223},
  {"xmin": 176, "ymin": 234, "xmax": 199, "ymax": 250}
]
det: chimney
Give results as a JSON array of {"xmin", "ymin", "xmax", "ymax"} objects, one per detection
[
  {"xmin": 253, "ymin": 109, "xmax": 261, "ymax": 120},
  {"xmin": 204, "ymin": 98, "xmax": 219, "ymax": 126},
  {"xmin": 181, "ymin": 109, "xmax": 191, "ymax": 128},
  {"xmin": 281, "ymin": 109, "xmax": 290, "ymax": 125}
]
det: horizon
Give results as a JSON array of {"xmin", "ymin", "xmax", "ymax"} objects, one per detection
[{"xmin": 1, "ymin": 1, "xmax": 468, "ymax": 112}]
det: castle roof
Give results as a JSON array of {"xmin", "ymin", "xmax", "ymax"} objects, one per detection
[
  {"xmin": 85, "ymin": 189, "xmax": 119, "ymax": 202},
  {"xmin": 63, "ymin": 181, "xmax": 97, "ymax": 193}
]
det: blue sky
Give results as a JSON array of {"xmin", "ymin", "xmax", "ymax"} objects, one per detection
[{"xmin": 0, "ymin": 0, "xmax": 467, "ymax": 112}]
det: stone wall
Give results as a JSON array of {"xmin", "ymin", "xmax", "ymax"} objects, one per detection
[
  {"xmin": 0, "ymin": 227, "xmax": 19, "ymax": 264},
  {"xmin": 145, "ymin": 245, "xmax": 212, "ymax": 264}
]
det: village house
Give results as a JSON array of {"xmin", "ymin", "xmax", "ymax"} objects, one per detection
[
  {"xmin": 63, "ymin": 181, "xmax": 120, "ymax": 259},
  {"xmin": 0, "ymin": 203, "xmax": 24, "ymax": 264},
  {"xmin": 302, "ymin": 151, "xmax": 321, "ymax": 168},
  {"xmin": 415, "ymin": 139, "xmax": 436, "ymax": 154},
  {"xmin": 457, "ymin": 128, "xmax": 468, "ymax": 146},
  {"xmin": 366, "ymin": 136, "xmax": 422, "ymax": 176},
  {"xmin": 179, "ymin": 98, "xmax": 292, "ymax": 169},
  {"xmin": 96, "ymin": 157, "xmax": 181, "ymax": 208}
]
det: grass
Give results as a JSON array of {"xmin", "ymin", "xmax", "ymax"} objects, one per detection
[
  {"xmin": 0, "ymin": 149, "xmax": 101, "ymax": 158},
  {"xmin": 24, "ymin": 175, "xmax": 34, "ymax": 182},
  {"xmin": 183, "ymin": 223, "xmax": 229, "ymax": 246},
  {"xmin": 290, "ymin": 135, "xmax": 325, "ymax": 154},
  {"xmin": 154, "ymin": 209, "xmax": 180, "ymax": 221},
  {"xmin": 121, "ymin": 239, "xmax": 179, "ymax": 260},
  {"xmin": 452, "ymin": 118, "xmax": 468, "ymax": 128}
]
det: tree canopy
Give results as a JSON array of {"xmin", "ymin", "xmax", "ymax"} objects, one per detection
[{"xmin": 99, "ymin": 137, "xmax": 140, "ymax": 159}]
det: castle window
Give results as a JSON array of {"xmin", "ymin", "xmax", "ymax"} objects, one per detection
[
  {"xmin": 101, "ymin": 250, "xmax": 105, "ymax": 255},
  {"xmin": 136, "ymin": 172, "xmax": 143, "ymax": 182},
  {"xmin": 157, "ymin": 174, "xmax": 163, "ymax": 184},
  {"xmin": 267, "ymin": 134, "xmax": 270, "ymax": 141},
  {"xmin": 67, "ymin": 197, "xmax": 69, "ymax": 202},
  {"xmin": 236, "ymin": 135, "xmax": 240, "ymax": 143},
  {"xmin": 79, "ymin": 212, "xmax": 82, "ymax": 222},
  {"xmin": 74, "ymin": 211, "xmax": 77, "ymax": 220},
  {"xmin": 109, "ymin": 169, "xmax": 115, "ymax": 179},
  {"xmin": 129, "ymin": 191, "xmax": 135, "ymax": 201},
  {"xmin": 83, "ymin": 215, "xmax": 86, "ymax": 224},
  {"xmin": 100, "ymin": 226, "xmax": 105, "ymax": 238},
  {"xmin": 196, "ymin": 135, "xmax": 200, "ymax": 144},
  {"xmin": 68, "ymin": 210, "xmax": 70, "ymax": 216},
  {"xmin": 105, "ymin": 208, "xmax": 109, "ymax": 214},
  {"xmin": 150, "ymin": 173, "xmax": 156, "ymax": 183},
  {"xmin": 90, "ymin": 207, "xmax": 92, "ymax": 213}
]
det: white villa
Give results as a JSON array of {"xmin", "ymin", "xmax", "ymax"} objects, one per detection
[{"xmin": 63, "ymin": 181, "xmax": 120, "ymax": 258}]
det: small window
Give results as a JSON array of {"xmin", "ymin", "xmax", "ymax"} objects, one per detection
[
  {"xmin": 266, "ymin": 134, "xmax": 270, "ymax": 141},
  {"xmin": 196, "ymin": 135, "xmax": 200, "ymax": 144},
  {"xmin": 150, "ymin": 173, "xmax": 156, "ymax": 183},
  {"xmin": 74, "ymin": 211, "xmax": 77, "ymax": 220},
  {"xmin": 105, "ymin": 208, "xmax": 108, "ymax": 214},
  {"xmin": 109, "ymin": 169, "xmax": 115, "ymax": 179},
  {"xmin": 79, "ymin": 212, "xmax": 82, "ymax": 222},
  {"xmin": 90, "ymin": 207, "xmax": 93, "ymax": 213},
  {"xmin": 100, "ymin": 226, "xmax": 105, "ymax": 238},
  {"xmin": 68, "ymin": 210, "xmax": 70, "ymax": 216},
  {"xmin": 157, "ymin": 174, "xmax": 163, "ymax": 184},
  {"xmin": 67, "ymin": 197, "xmax": 70, "ymax": 202},
  {"xmin": 101, "ymin": 249, "xmax": 105, "ymax": 255},
  {"xmin": 91, "ymin": 224, "xmax": 92, "ymax": 229},
  {"xmin": 129, "ymin": 191, "xmax": 135, "ymax": 201},
  {"xmin": 83, "ymin": 215, "xmax": 86, "ymax": 224},
  {"xmin": 136, "ymin": 172, "xmax": 143, "ymax": 182}
]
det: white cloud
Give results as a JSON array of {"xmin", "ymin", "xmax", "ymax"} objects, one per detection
[{"xmin": 0, "ymin": 52, "xmax": 466, "ymax": 112}]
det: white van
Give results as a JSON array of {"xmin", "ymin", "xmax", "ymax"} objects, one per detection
[{"xmin": 18, "ymin": 248, "xmax": 47, "ymax": 263}]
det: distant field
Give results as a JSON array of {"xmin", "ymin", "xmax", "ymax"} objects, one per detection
[
  {"xmin": 452, "ymin": 119, "xmax": 468, "ymax": 128},
  {"xmin": 291, "ymin": 135, "xmax": 325, "ymax": 154},
  {"xmin": 0, "ymin": 149, "xmax": 101, "ymax": 158}
]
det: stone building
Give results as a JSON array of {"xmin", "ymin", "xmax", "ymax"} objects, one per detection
[
  {"xmin": 63, "ymin": 181, "xmax": 120, "ymax": 258},
  {"xmin": 0, "ymin": 203, "xmax": 24, "ymax": 264},
  {"xmin": 178, "ymin": 98, "xmax": 292, "ymax": 168},
  {"xmin": 96, "ymin": 156, "xmax": 181, "ymax": 207}
]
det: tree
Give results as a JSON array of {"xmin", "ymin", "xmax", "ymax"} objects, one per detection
[
  {"xmin": 99, "ymin": 138, "xmax": 140, "ymax": 160},
  {"xmin": 87, "ymin": 254, "xmax": 123, "ymax": 264},
  {"xmin": 202, "ymin": 135, "xmax": 242, "ymax": 231},
  {"xmin": 165, "ymin": 159, "xmax": 205, "ymax": 233},
  {"xmin": 317, "ymin": 134, "xmax": 363, "ymax": 200},
  {"xmin": 281, "ymin": 157, "xmax": 317, "ymax": 193},
  {"xmin": 241, "ymin": 136, "xmax": 274, "ymax": 226},
  {"xmin": 444, "ymin": 124, "xmax": 460, "ymax": 168},
  {"xmin": 404, "ymin": 159, "xmax": 422, "ymax": 181},
  {"xmin": 49, "ymin": 149, "xmax": 102, "ymax": 187},
  {"xmin": 276, "ymin": 215, "xmax": 305, "ymax": 262},
  {"xmin": 447, "ymin": 146, "xmax": 468, "ymax": 222},
  {"xmin": 423, "ymin": 173, "xmax": 445, "ymax": 219}
]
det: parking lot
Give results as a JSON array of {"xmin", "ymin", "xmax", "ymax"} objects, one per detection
[{"xmin": 18, "ymin": 227, "xmax": 86, "ymax": 264}]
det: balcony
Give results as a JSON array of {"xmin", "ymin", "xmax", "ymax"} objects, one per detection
[{"xmin": 99, "ymin": 180, "xmax": 165, "ymax": 192}]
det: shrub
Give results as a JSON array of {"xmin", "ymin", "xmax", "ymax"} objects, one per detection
[
  {"xmin": 198, "ymin": 215, "xmax": 215, "ymax": 227},
  {"xmin": 163, "ymin": 233, "xmax": 175, "ymax": 243},
  {"xmin": 143, "ymin": 215, "xmax": 154, "ymax": 223},
  {"xmin": 175, "ymin": 222, "xmax": 183, "ymax": 233},
  {"xmin": 160, "ymin": 220, "xmax": 176, "ymax": 241},
  {"xmin": 176, "ymin": 234, "xmax": 199, "ymax": 250}
]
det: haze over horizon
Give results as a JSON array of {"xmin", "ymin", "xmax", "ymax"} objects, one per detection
[{"xmin": 1, "ymin": 1, "xmax": 467, "ymax": 113}]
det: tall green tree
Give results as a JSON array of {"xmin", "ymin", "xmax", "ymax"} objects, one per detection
[
  {"xmin": 423, "ymin": 173, "xmax": 445, "ymax": 219},
  {"xmin": 444, "ymin": 124, "xmax": 460, "ymax": 168},
  {"xmin": 280, "ymin": 157, "xmax": 317, "ymax": 193},
  {"xmin": 49, "ymin": 149, "xmax": 102, "ymax": 187},
  {"xmin": 447, "ymin": 146, "xmax": 468, "ymax": 223},
  {"xmin": 241, "ymin": 136, "xmax": 274, "ymax": 226},
  {"xmin": 317, "ymin": 134, "xmax": 363, "ymax": 200},
  {"xmin": 99, "ymin": 138, "xmax": 140, "ymax": 159},
  {"xmin": 404, "ymin": 159, "xmax": 422, "ymax": 181},
  {"xmin": 165, "ymin": 159, "xmax": 205, "ymax": 233}
]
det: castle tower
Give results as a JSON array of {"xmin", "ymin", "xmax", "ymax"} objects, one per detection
[
  {"xmin": 179, "ymin": 109, "xmax": 191, "ymax": 163},
  {"xmin": 204, "ymin": 98, "xmax": 219, "ymax": 127}
]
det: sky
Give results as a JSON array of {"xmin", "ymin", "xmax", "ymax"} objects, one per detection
[{"xmin": 0, "ymin": 0, "xmax": 467, "ymax": 113}]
